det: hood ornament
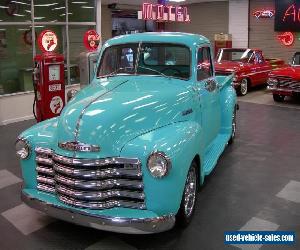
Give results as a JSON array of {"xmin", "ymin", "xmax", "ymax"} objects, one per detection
[{"xmin": 58, "ymin": 141, "xmax": 100, "ymax": 152}]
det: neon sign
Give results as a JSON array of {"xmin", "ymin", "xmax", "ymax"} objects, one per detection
[
  {"xmin": 277, "ymin": 32, "xmax": 295, "ymax": 46},
  {"xmin": 139, "ymin": 3, "xmax": 190, "ymax": 22},
  {"xmin": 252, "ymin": 9, "xmax": 275, "ymax": 19},
  {"xmin": 275, "ymin": 1, "xmax": 300, "ymax": 31}
]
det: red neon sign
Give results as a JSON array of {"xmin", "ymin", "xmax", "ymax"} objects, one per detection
[
  {"xmin": 252, "ymin": 9, "xmax": 275, "ymax": 19},
  {"xmin": 141, "ymin": 3, "xmax": 190, "ymax": 22},
  {"xmin": 277, "ymin": 32, "xmax": 295, "ymax": 46}
]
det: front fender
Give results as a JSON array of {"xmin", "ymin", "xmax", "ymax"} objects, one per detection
[
  {"xmin": 18, "ymin": 118, "xmax": 59, "ymax": 189},
  {"xmin": 120, "ymin": 121, "xmax": 203, "ymax": 216}
]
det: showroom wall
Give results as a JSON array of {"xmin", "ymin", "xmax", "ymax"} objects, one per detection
[
  {"xmin": 249, "ymin": 0, "xmax": 300, "ymax": 62},
  {"xmin": 166, "ymin": 2, "xmax": 229, "ymax": 44}
]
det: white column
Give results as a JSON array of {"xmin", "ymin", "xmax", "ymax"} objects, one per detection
[
  {"xmin": 229, "ymin": 0, "xmax": 249, "ymax": 48},
  {"xmin": 96, "ymin": 0, "xmax": 102, "ymax": 45}
]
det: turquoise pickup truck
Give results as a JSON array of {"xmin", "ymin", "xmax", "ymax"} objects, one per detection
[{"xmin": 16, "ymin": 32, "xmax": 237, "ymax": 234}]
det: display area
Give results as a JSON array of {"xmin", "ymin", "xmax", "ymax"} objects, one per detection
[{"xmin": 0, "ymin": 0, "xmax": 299, "ymax": 249}]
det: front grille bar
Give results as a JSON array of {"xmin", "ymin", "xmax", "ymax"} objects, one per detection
[{"xmin": 34, "ymin": 147, "xmax": 146, "ymax": 210}]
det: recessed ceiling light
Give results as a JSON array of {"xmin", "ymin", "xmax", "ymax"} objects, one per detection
[
  {"xmin": 13, "ymin": 13, "xmax": 26, "ymax": 17},
  {"xmin": 53, "ymin": 6, "xmax": 65, "ymax": 10},
  {"xmin": 11, "ymin": 1, "xmax": 30, "ymax": 5},
  {"xmin": 35, "ymin": 3, "xmax": 58, "ymax": 7}
]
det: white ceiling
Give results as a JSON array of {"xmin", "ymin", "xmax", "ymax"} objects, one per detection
[{"xmin": 102, "ymin": 0, "xmax": 228, "ymax": 5}]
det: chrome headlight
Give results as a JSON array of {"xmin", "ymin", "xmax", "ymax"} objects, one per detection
[
  {"xmin": 15, "ymin": 138, "xmax": 31, "ymax": 159},
  {"xmin": 267, "ymin": 77, "xmax": 278, "ymax": 87},
  {"xmin": 147, "ymin": 151, "xmax": 171, "ymax": 178}
]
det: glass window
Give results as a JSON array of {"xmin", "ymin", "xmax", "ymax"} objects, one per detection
[
  {"xmin": 0, "ymin": 0, "xmax": 31, "ymax": 22},
  {"xmin": 197, "ymin": 47, "xmax": 213, "ymax": 81},
  {"xmin": 33, "ymin": 1, "xmax": 65, "ymax": 22},
  {"xmin": 0, "ymin": 26, "xmax": 33, "ymax": 95},
  {"xmin": 216, "ymin": 49, "xmax": 253, "ymax": 63},
  {"xmin": 98, "ymin": 43, "xmax": 191, "ymax": 80},
  {"xmin": 68, "ymin": 0, "xmax": 95, "ymax": 22}
]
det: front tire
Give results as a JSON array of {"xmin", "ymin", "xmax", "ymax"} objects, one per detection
[
  {"xmin": 176, "ymin": 161, "xmax": 198, "ymax": 227},
  {"xmin": 228, "ymin": 107, "xmax": 237, "ymax": 144},
  {"xmin": 237, "ymin": 78, "xmax": 249, "ymax": 96},
  {"xmin": 273, "ymin": 94, "xmax": 285, "ymax": 102}
]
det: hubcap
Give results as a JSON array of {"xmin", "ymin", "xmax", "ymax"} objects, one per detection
[
  {"xmin": 183, "ymin": 167, "xmax": 197, "ymax": 218},
  {"xmin": 240, "ymin": 79, "xmax": 248, "ymax": 95}
]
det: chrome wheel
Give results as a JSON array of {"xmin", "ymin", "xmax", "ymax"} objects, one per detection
[
  {"xmin": 240, "ymin": 79, "xmax": 248, "ymax": 96},
  {"xmin": 183, "ymin": 166, "xmax": 197, "ymax": 218}
]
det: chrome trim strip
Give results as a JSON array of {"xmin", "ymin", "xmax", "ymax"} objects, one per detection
[
  {"xmin": 52, "ymin": 154, "xmax": 141, "ymax": 167},
  {"xmin": 35, "ymin": 147, "xmax": 53, "ymax": 156},
  {"xmin": 56, "ymin": 184, "xmax": 145, "ymax": 201},
  {"xmin": 55, "ymin": 174, "xmax": 144, "ymax": 190},
  {"xmin": 53, "ymin": 163, "xmax": 142, "ymax": 179},
  {"xmin": 57, "ymin": 194, "xmax": 146, "ymax": 210},
  {"xmin": 267, "ymin": 86, "xmax": 300, "ymax": 93},
  {"xmin": 22, "ymin": 191, "xmax": 175, "ymax": 234},
  {"xmin": 37, "ymin": 175, "xmax": 55, "ymax": 186},
  {"xmin": 36, "ymin": 165, "xmax": 54, "ymax": 176},
  {"xmin": 37, "ymin": 184, "xmax": 55, "ymax": 194},
  {"xmin": 35, "ymin": 156, "xmax": 53, "ymax": 166}
]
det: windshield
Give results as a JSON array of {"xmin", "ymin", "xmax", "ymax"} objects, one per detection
[
  {"xmin": 97, "ymin": 43, "xmax": 191, "ymax": 80},
  {"xmin": 216, "ymin": 49, "xmax": 253, "ymax": 63}
]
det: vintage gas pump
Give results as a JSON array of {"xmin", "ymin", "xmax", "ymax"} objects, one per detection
[
  {"xmin": 33, "ymin": 30, "xmax": 65, "ymax": 122},
  {"xmin": 78, "ymin": 30, "xmax": 100, "ymax": 88},
  {"xmin": 214, "ymin": 33, "xmax": 232, "ymax": 57}
]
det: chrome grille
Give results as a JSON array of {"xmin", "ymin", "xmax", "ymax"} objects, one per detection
[
  {"xmin": 277, "ymin": 76, "xmax": 300, "ymax": 91},
  {"xmin": 35, "ymin": 147, "xmax": 146, "ymax": 210}
]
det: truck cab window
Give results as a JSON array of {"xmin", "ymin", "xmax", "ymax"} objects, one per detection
[{"xmin": 197, "ymin": 47, "xmax": 213, "ymax": 81}]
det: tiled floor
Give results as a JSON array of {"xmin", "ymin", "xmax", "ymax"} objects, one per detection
[{"xmin": 0, "ymin": 96, "xmax": 299, "ymax": 250}]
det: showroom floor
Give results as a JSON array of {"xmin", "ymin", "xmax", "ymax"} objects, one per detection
[{"xmin": 0, "ymin": 90, "xmax": 299, "ymax": 250}]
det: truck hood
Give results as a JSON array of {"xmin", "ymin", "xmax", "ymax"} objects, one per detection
[
  {"xmin": 55, "ymin": 76, "xmax": 192, "ymax": 158},
  {"xmin": 271, "ymin": 66, "xmax": 300, "ymax": 79},
  {"xmin": 215, "ymin": 61, "xmax": 248, "ymax": 73}
]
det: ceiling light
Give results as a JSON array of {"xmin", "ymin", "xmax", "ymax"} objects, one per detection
[
  {"xmin": 35, "ymin": 3, "xmax": 58, "ymax": 7},
  {"xmin": 0, "ymin": 6, "xmax": 9, "ymax": 9},
  {"xmin": 72, "ymin": 1, "xmax": 88, "ymax": 4},
  {"xmin": 169, "ymin": 0, "xmax": 186, "ymax": 2},
  {"xmin": 60, "ymin": 12, "xmax": 73, "ymax": 16},
  {"xmin": 11, "ymin": 1, "xmax": 30, "ymax": 5},
  {"xmin": 34, "ymin": 17, "xmax": 45, "ymax": 20},
  {"xmin": 81, "ymin": 6, "xmax": 94, "ymax": 9},
  {"xmin": 13, "ymin": 13, "xmax": 26, "ymax": 17},
  {"xmin": 53, "ymin": 6, "xmax": 65, "ymax": 10},
  {"xmin": 25, "ymin": 9, "xmax": 31, "ymax": 13},
  {"xmin": 0, "ymin": 28, "xmax": 6, "ymax": 31}
]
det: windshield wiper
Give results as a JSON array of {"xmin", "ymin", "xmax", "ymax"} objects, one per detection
[{"xmin": 137, "ymin": 66, "xmax": 171, "ymax": 79}]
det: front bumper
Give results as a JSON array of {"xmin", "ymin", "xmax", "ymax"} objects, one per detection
[
  {"xmin": 267, "ymin": 86, "xmax": 300, "ymax": 93},
  {"xmin": 21, "ymin": 190, "xmax": 175, "ymax": 234}
]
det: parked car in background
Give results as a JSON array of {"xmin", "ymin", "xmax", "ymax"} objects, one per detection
[
  {"xmin": 16, "ymin": 32, "xmax": 237, "ymax": 234},
  {"xmin": 268, "ymin": 52, "xmax": 300, "ymax": 102},
  {"xmin": 215, "ymin": 48, "xmax": 285, "ymax": 96}
]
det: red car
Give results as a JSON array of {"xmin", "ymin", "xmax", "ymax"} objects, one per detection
[
  {"xmin": 215, "ymin": 48, "xmax": 285, "ymax": 96},
  {"xmin": 268, "ymin": 52, "xmax": 300, "ymax": 102}
]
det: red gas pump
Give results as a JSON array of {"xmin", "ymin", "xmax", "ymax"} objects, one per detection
[{"xmin": 33, "ymin": 30, "xmax": 65, "ymax": 122}]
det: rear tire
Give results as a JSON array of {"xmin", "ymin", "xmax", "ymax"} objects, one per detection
[
  {"xmin": 176, "ymin": 161, "xmax": 198, "ymax": 228},
  {"xmin": 237, "ymin": 78, "xmax": 249, "ymax": 96},
  {"xmin": 273, "ymin": 94, "xmax": 285, "ymax": 102}
]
